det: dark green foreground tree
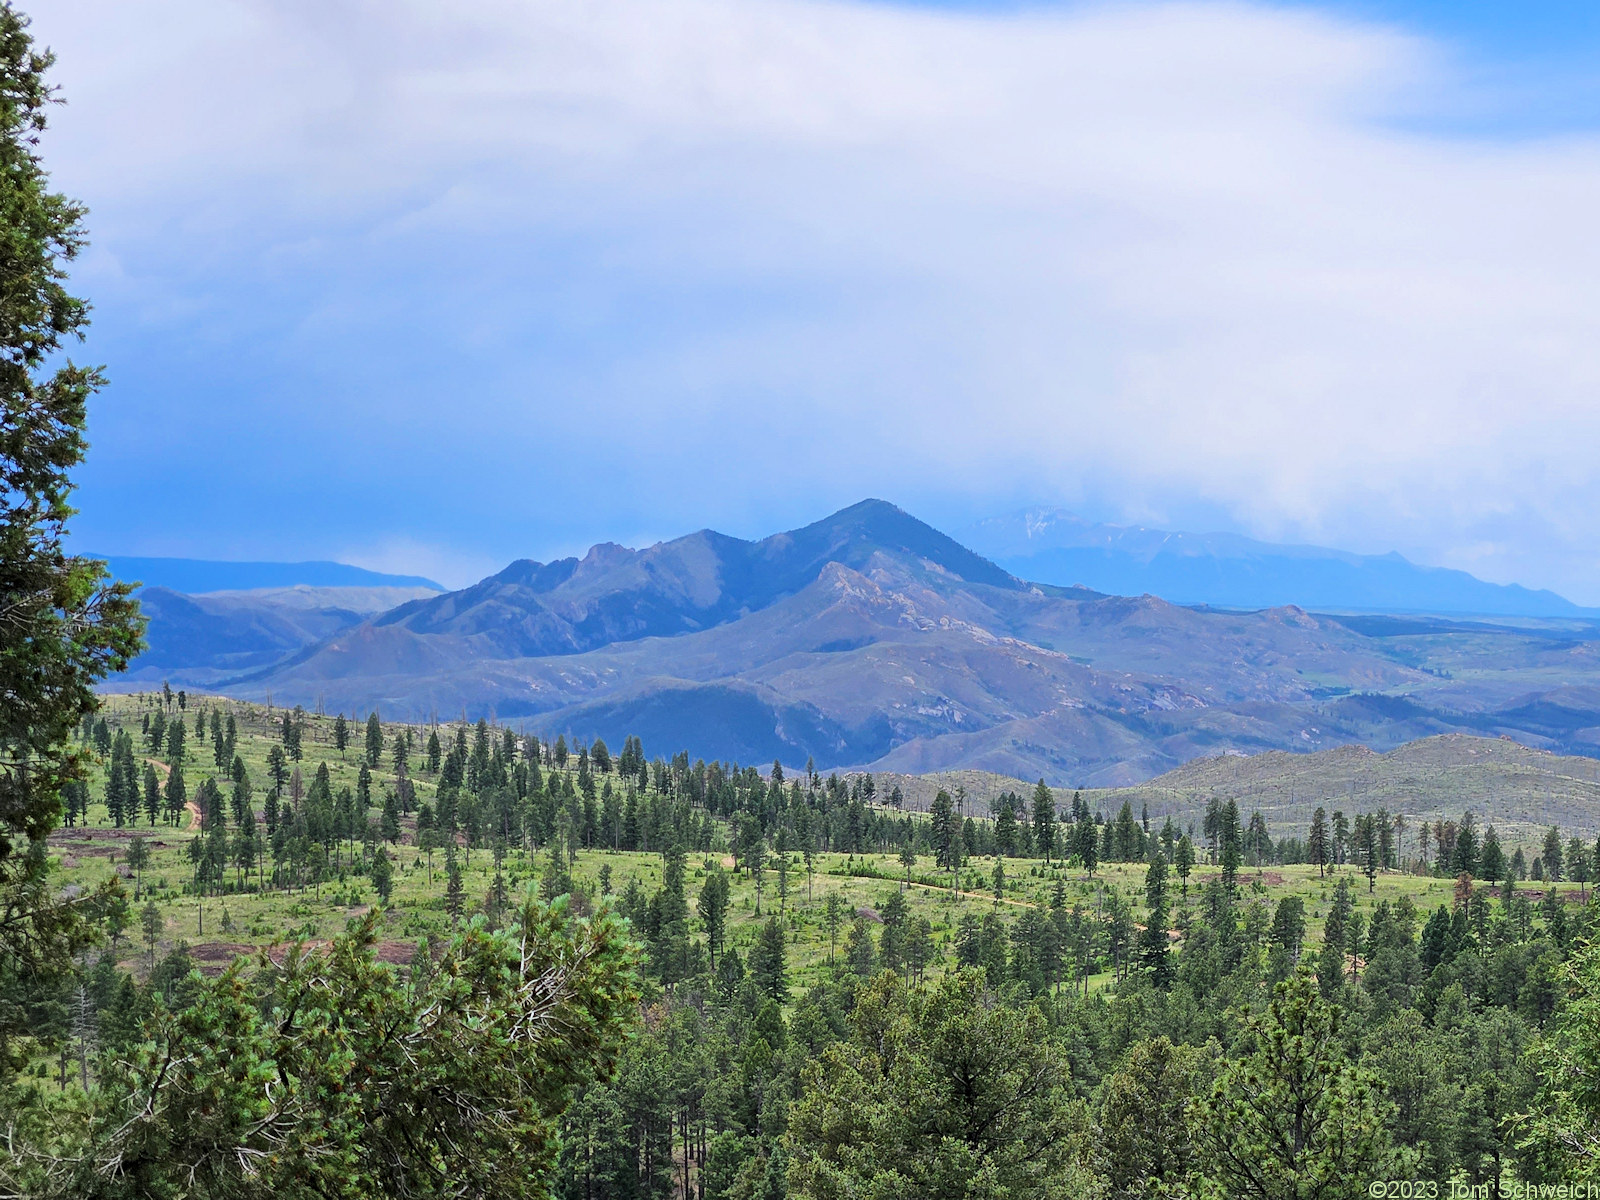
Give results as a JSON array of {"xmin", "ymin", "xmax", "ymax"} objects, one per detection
[
  {"xmin": 1197, "ymin": 972, "xmax": 1402, "ymax": 1199},
  {"xmin": 0, "ymin": 4, "xmax": 141, "ymax": 864},
  {"xmin": 5, "ymin": 898, "xmax": 638, "ymax": 1198},
  {"xmin": 0, "ymin": 0, "xmax": 141, "ymax": 1067},
  {"xmin": 785, "ymin": 970, "xmax": 1098, "ymax": 1199}
]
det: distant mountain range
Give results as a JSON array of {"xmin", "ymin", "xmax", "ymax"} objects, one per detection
[
  {"xmin": 105, "ymin": 500, "xmax": 1600, "ymax": 786},
  {"xmin": 960, "ymin": 509, "xmax": 1596, "ymax": 618},
  {"xmin": 94, "ymin": 555, "xmax": 444, "ymax": 594},
  {"xmin": 126, "ymin": 585, "xmax": 444, "ymax": 686}
]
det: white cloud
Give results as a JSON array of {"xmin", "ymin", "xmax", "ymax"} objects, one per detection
[{"xmin": 29, "ymin": 0, "xmax": 1600, "ymax": 599}]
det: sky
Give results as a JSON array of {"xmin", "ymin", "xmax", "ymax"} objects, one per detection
[{"xmin": 27, "ymin": 0, "xmax": 1600, "ymax": 597}]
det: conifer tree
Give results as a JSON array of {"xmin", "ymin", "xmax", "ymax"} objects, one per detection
[
  {"xmin": 444, "ymin": 845, "xmax": 464, "ymax": 923},
  {"xmin": 1140, "ymin": 849, "xmax": 1173, "ymax": 988},
  {"xmin": 365, "ymin": 711, "xmax": 384, "ymax": 768},
  {"xmin": 1078, "ymin": 813, "xmax": 1098, "ymax": 876},
  {"xmin": 0, "ymin": 4, "xmax": 143, "ymax": 873},
  {"xmin": 1174, "ymin": 834, "xmax": 1194, "ymax": 899},
  {"xmin": 697, "ymin": 866, "xmax": 730, "ymax": 967},
  {"xmin": 1199, "ymin": 973, "xmax": 1399, "ymax": 1197},
  {"xmin": 1031, "ymin": 780, "xmax": 1056, "ymax": 864},
  {"xmin": 371, "ymin": 846, "xmax": 393, "ymax": 903},
  {"xmin": 750, "ymin": 916, "xmax": 788, "ymax": 1002},
  {"xmin": 142, "ymin": 761, "xmax": 160, "ymax": 825},
  {"xmin": 163, "ymin": 763, "xmax": 186, "ymax": 827},
  {"xmin": 1317, "ymin": 877, "xmax": 1352, "ymax": 999},
  {"xmin": 1308, "ymin": 807, "xmax": 1329, "ymax": 878}
]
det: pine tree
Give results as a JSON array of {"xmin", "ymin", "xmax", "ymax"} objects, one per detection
[
  {"xmin": 1077, "ymin": 814, "xmax": 1097, "ymax": 876},
  {"xmin": 371, "ymin": 846, "xmax": 393, "ymax": 903},
  {"xmin": 697, "ymin": 867, "xmax": 730, "ymax": 967},
  {"xmin": 1317, "ymin": 878, "xmax": 1352, "ymax": 998},
  {"xmin": 1199, "ymin": 973, "xmax": 1399, "ymax": 1196},
  {"xmin": 1359, "ymin": 814, "xmax": 1380, "ymax": 893},
  {"xmin": 444, "ymin": 846, "xmax": 464, "ymax": 923},
  {"xmin": 1140, "ymin": 849, "xmax": 1173, "ymax": 988},
  {"xmin": 1219, "ymin": 799, "xmax": 1242, "ymax": 890},
  {"xmin": 365, "ymin": 711, "xmax": 384, "ymax": 768},
  {"xmin": 994, "ymin": 793, "xmax": 1017, "ymax": 857},
  {"xmin": 103, "ymin": 731, "xmax": 130, "ymax": 826},
  {"xmin": 1174, "ymin": 834, "xmax": 1194, "ymax": 899},
  {"xmin": 1543, "ymin": 826, "xmax": 1565, "ymax": 881},
  {"xmin": 125, "ymin": 833, "xmax": 149, "ymax": 899},
  {"xmin": 1479, "ymin": 826, "xmax": 1506, "ymax": 885},
  {"xmin": 332, "ymin": 714, "xmax": 348, "ymax": 758},
  {"xmin": 0, "ymin": 8, "xmax": 143, "ymax": 867},
  {"xmin": 750, "ymin": 916, "xmax": 788, "ymax": 1002},
  {"xmin": 930, "ymin": 789, "xmax": 956, "ymax": 873},
  {"xmin": 1030, "ymin": 780, "xmax": 1056, "ymax": 864},
  {"xmin": 1308, "ymin": 807, "xmax": 1329, "ymax": 878},
  {"xmin": 142, "ymin": 762, "xmax": 161, "ymax": 826}
]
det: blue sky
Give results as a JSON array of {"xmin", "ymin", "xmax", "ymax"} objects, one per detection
[{"xmin": 29, "ymin": 0, "xmax": 1600, "ymax": 597}]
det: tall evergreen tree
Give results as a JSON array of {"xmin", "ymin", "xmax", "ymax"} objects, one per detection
[
  {"xmin": 1140, "ymin": 850, "xmax": 1173, "ymax": 988},
  {"xmin": 1199, "ymin": 973, "xmax": 1399, "ymax": 1197},
  {"xmin": 0, "ymin": 5, "xmax": 142, "ymax": 880},
  {"xmin": 750, "ymin": 916, "xmax": 788, "ymax": 1003},
  {"xmin": 1031, "ymin": 780, "xmax": 1056, "ymax": 864},
  {"xmin": 697, "ymin": 866, "xmax": 730, "ymax": 967},
  {"xmin": 1174, "ymin": 834, "xmax": 1194, "ymax": 899},
  {"xmin": 365, "ymin": 711, "xmax": 384, "ymax": 768},
  {"xmin": 1308, "ymin": 807, "xmax": 1329, "ymax": 878}
]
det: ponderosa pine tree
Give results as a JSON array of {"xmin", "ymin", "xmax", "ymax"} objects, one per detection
[
  {"xmin": 750, "ymin": 916, "xmax": 787, "ymax": 1003},
  {"xmin": 1097, "ymin": 1036, "xmax": 1203, "ymax": 1199},
  {"xmin": 1031, "ymin": 780, "xmax": 1056, "ymax": 864},
  {"xmin": 786, "ymin": 971, "xmax": 1097, "ymax": 1200},
  {"xmin": 365, "ymin": 710, "xmax": 383, "ymax": 768},
  {"xmin": 697, "ymin": 866, "xmax": 729, "ymax": 967},
  {"xmin": 1480, "ymin": 825, "xmax": 1506, "ymax": 886},
  {"xmin": 16, "ymin": 905, "xmax": 637, "ymax": 1199},
  {"xmin": 1174, "ymin": 833, "xmax": 1194, "ymax": 899},
  {"xmin": 1140, "ymin": 849, "xmax": 1173, "ymax": 988},
  {"xmin": 1197, "ymin": 972, "xmax": 1399, "ymax": 1199},
  {"xmin": 1078, "ymin": 813, "xmax": 1098, "ymax": 876},
  {"xmin": 1309, "ymin": 807, "xmax": 1330, "ymax": 878}
]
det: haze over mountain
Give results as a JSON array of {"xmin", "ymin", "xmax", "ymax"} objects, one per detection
[
  {"xmin": 109, "ymin": 499, "xmax": 1600, "ymax": 787},
  {"xmin": 962, "ymin": 509, "xmax": 1596, "ymax": 618},
  {"xmin": 122, "ymin": 585, "xmax": 443, "ymax": 686},
  {"xmin": 97, "ymin": 555, "xmax": 443, "ymax": 595}
]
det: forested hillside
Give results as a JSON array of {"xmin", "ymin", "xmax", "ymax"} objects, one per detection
[{"xmin": 16, "ymin": 690, "xmax": 1600, "ymax": 1196}]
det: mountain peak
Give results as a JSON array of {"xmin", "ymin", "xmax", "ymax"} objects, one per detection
[{"xmin": 777, "ymin": 500, "xmax": 1019, "ymax": 590}]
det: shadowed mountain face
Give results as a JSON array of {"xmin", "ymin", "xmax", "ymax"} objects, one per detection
[{"xmin": 119, "ymin": 500, "xmax": 1600, "ymax": 785}]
